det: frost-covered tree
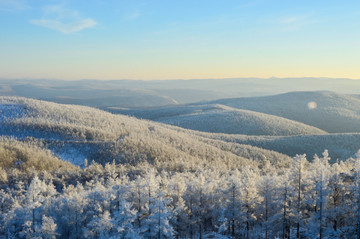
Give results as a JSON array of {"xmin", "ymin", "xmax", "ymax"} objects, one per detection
[
  {"xmin": 40, "ymin": 215, "xmax": 57, "ymax": 239},
  {"xmin": 54, "ymin": 184, "xmax": 88, "ymax": 239},
  {"xmin": 167, "ymin": 173, "xmax": 187, "ymax": 238},
  {"xmin": 326, "ymin": 161, "xmax": 350, "ymax": 237},
  {"xmin": 112, "ymin": 200, "xmax": 140, "ymax": 239},
  {"xmin": 353, "ymin": 151, "xmax": 360, "ymax": 239},
  {"xmin": 277, "ymin": 172, "xmax": 292, "ymax": 239},
  {"xmin": 258, "ymin": 173, "xmax": 279, "ymax": 239},
  {"xmin": 85, "ymin": 210, "xmax": 113, "ymax": 239},
  {"xmin": 306, "ymin": 151, "xmax": 331, "ymax": 239},
  {"xmin": 239, "ymin": 166, "xmax": 259, "ymax": 239},
  {"xmin": 142, "ymin": 191, "xmax": 175, "ymax": 239},
  {"xmin": 25, "ymin": 176, "xmax": 56, "ymax": 235},
  {"xmin": 289, "ymin": 154, "xmax": 309, "ymax": 238},
  {"xmin": 222, "ymin": 169, "xmax": 243, "ymax": 237}
]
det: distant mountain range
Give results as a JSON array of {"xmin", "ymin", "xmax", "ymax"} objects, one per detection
[{"xmin": 1, "ymin": 78, "xmax": 360, "ymax": 108}]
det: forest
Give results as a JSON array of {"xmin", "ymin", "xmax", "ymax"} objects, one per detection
[{"xmin": 1, "ymin": 137, "xmax": 360, "ymax": 238}]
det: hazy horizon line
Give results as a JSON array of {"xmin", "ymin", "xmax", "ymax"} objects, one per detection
[{"xmin": 1, "ymin": 76, "xmax": 360, "ymax": 82}]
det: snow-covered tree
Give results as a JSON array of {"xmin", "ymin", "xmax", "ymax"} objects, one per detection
[
  {"xmin": 85, "ymin": 210, "xmax": 113, "ymax": 239},
  {"xmin": 239, "ymin": 166, "xmax": 259, "ymax": 239},
  {"xmin": 25, "ymin": 176, "xmax": 56, "ymax": 235},
  {"xmin": 306, "ymin": 151, "xmax": 331, "ymax": 239},
  {"xmin": 40, "ymin": 215, "xmax": 57, "ymax": 239},
  {"xmin": 112, "ymin": 200, "xmax": 140, "ymax": 239},
  {"xmin": 258, "ymin": 173, "xmax": 279, "ymax": 239},
  {"xmin": 289, "ymin": 154, "xmax": 309, "ymax": 238},
  {"xmin": 142, "ymin": 191, "xmax": 175, "ymax": 239}
]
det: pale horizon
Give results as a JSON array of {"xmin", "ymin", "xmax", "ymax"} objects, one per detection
[{"xmin": 2, "ymin": 76, "xmax": 360, "ymax": 82}]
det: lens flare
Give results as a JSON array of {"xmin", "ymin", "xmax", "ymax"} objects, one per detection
[{"xmin": 307, "ymin": 101, "xmax": 317, "ymax": 110}]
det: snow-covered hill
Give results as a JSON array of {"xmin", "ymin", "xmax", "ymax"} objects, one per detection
[
  {"xmin": 212, "ymin": 91, "xmax": 360, "ymax": 133},
  {"xmin": 193, "ymin": 131, "xmax": 360, "ymax": 161},
  {"xmin": 1, "ymin": 96, "xmax": 358, "ymax": 166},
  {"xmin": 114, "ymin": 104, "xmax": 327, "ymax": 136},
  {"xmin": 0, "ymin": 97, "xmax": 291, "ymax": 169},
  {"xmin": 0, "ymin": 137, "xmax": 75, "ymax": 172},
  {"xmin": 116, "ymin": 91, "xmax": 360, "ymax": 134}
]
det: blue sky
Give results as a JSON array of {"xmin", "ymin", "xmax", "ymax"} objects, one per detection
[{"xmin": 0, "ymin": 0, "xmax": 359, "ymax": 80}]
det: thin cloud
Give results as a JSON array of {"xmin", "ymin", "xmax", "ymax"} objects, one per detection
[
  {"xmin": 30, "ymin": 5, "xmax": 97, "ymax": 34},
  {"xmin": 30, "ymin": 18, "xmax": 97, "ymax": 34},
  {"xmin": 278, "ymin": 15, "xmax": 310, "ymax": 31},
  {"xmin": 0, "ymin": 0, "xmax": 28, "ymax": 11},
  {"xmin": 121, "ymin": 10, "xmax": 142, "ymax": 21},
  {"xmin": 281, "ymin": 16, "xmax": 305, "ymax": 24},
  {"xmin": 127, "ymin": 11, "xmax": 141, "ymax": 20}
]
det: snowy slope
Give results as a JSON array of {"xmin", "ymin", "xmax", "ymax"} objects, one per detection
[
  {"xmin": 0, "ymin": 137, "xmax": 75, "ymax": 172},
  {"xmin": 111, "ymin": 104, "xmax": 327, "ymax": 136},
  {"xmin": 0, "ymin": 97, "xmax": 291, "ymax": 169},
  {"xmin": 158, "ymin": 104, "xmax": 328, "ymax": 136},
  {"xmin": 190, "ymin": 131, "xmax": 360, "ymax": 161},
  {"xmin": 211, "ymin": 91, "xmax": 360, "ymax": 133}
]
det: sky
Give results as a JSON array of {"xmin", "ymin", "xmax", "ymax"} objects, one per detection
[{"xmin": 0, "ymin": 0, "xmax": 360, "ymax": 80}]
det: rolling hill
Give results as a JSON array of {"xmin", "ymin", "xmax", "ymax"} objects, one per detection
[
  {"xmin": 0, "ymin": 97, "xmax": 291, "ymax": 170},
  {"xmin": 116, "ymin": 91, "xmax": 360, "ymax": 134},
  {"xmin": 0, "ymin": 137, "xmax": 76, "ymax": 173},
  {"xmin": 193, "ymin": 131, "xmax": 360, "ymax": 161},
  {"xmin": 1, "ymin": 95, "xmax": 359, "ymax": 168},
  {"xmin": 114, "ymin": 104, "xmax": 326, "ymax": 136},
  {"xmin": 211, "ymin": 91, "xmax": 360, "ymax": 133}
]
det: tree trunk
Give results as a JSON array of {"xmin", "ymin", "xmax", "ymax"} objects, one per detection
[
  {"xmin": 319, "ymin": 180, "xmax": 323, "ymax": 239},
  {"xmin": 297, "ymin": 163, "xmax": 301, "ymax": 238},
  {"xmin": 282, "ymin": 187, "xmax": 287, "ymax": 239},
  {"xmin": 32, "ymin": 195, "xmax": 35, "ymax": 233},
  {"xmin": 358, "ymin": 183, "xmax": 360, "ymax": 239}
]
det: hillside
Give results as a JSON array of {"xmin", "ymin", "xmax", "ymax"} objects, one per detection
[
  {"xmin": 191, "ymin": 131, "xmax": 360, "ymax": 161},
  {"xmin": 211, "ymin": 91, "xmax": 360, "ymax": 133},
  {"xmin": 1, "ymin": 96, "xmax": 358, "ymax": 168},
  {"xmin": 0, "ymin": 137, "xmax": 76, "ymax": 173},
  {"xmin": 0, "ymin": 97, "xmax": 291, "ymax": 170},
  {"xmin": 113, "ymin": 104, "xmax": 327, "ymax": 136}
]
